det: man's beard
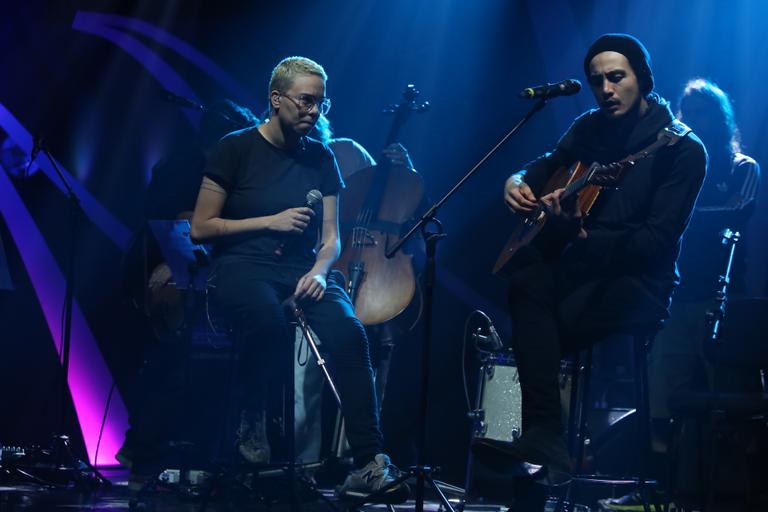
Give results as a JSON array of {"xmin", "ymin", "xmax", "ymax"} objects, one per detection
[{"xmin": 604, "ymin": 95, "xmax": 645, "ymax": 131}]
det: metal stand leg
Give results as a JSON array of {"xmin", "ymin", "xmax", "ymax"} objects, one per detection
[
  {"xmin": 345, "ymin": 228, "xmax": 455, "ymax": 512},
  {"xmin": 459, "ymin": 357, "xmax": 490, "ymax": 511},
  {"xmin": 288, "ymin": 302, "xmax": 342, "ymax": 409}
]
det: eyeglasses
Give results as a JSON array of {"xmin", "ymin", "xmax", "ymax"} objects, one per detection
[{"xmin": 280, "ymin": 93, "xmax": 332, "ymax": 115}]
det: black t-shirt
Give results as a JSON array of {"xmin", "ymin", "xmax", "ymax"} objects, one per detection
[{"xmin": 204, "ymin": 126, "xmax": 343, "ymax": 272}]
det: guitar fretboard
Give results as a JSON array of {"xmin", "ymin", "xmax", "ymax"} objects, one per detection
[{"xmin": 563, "ymin": 168, "xmax": 591, "ymax": 199}]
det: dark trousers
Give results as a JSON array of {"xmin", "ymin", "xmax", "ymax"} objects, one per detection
[
  {"xmin": 122, "ymin": 342, "xmax": 186, "ymax": 461},
  {"xmin": 212, "ymin": 260, "xmax": 383, "ymax": 466},
  {"xmin": 506, "ymin": 247, "xmax": 668, "ymax": 436}
]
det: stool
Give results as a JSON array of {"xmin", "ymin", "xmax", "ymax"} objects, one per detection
[{"xmin": 556, "ymin": 329, "xmax": 669, "ymax": 512}]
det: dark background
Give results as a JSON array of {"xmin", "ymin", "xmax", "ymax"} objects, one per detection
[{"xmin": 1, "ymin": 0, "xmax": 766, "ymax": 484}]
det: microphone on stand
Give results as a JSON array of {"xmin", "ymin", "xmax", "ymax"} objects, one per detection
[
  {"xmin": 471, "ymin": 310, "xmax": 504, "ymax": 351},
  {"xmin": 275, "ymin": 189, "xmax": 323, "ymax": 256},
  {"xmin": 473, "ymin": 324, "xmax": 504, "ymax": 351},
  {"xmin": 159, "ymin": 89, "xmax": 205, "ymax": 111},
  {"xmin": 519, "ymin": 79, "xmax": 581, "ymax": 100}
]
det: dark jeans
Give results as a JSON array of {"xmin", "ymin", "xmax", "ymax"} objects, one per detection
[
  {"xmin": 212, "ymin": 259, "xmax": 382, "ymax": 466},
  {"xmin": 506, "ymin": 247, "xmax": 668, "ymax": 436},
  {"xmin": 122, "ymin": 342, "xmax": 186, "ymax": 461}
]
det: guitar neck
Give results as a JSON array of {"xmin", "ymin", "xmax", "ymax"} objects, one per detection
[{"xmin": 562, "ymin": 171, "xmax": 590, "ymax": 200}]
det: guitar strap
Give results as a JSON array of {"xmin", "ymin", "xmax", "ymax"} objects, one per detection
[{"xmin": 617, "ymin": 119, "xmax": 692, "ymax": 166}]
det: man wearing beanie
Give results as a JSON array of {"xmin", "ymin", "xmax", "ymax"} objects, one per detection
[{"xmin": 473, "ymin": 33, "xmax": 707, "ymax": 507}]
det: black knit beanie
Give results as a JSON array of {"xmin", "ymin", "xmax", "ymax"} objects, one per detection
[{"xmin": 583, "ymin": 33, "xmax": 654, "ymax": 95}]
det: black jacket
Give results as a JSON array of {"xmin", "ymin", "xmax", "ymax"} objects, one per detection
[{"xmin": 520, "ymin": 94, "xmax": 707, "ymax": 306}]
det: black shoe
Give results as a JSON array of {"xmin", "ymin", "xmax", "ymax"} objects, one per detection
[
  {"xmin": 472, "ymin": 428, "xmax": 571, "ymax": 486},
  {"xmin": 115, "ymin": 446, "xmax": 134, "ymax": 469},
  {"xmin": 598, "ymin": 490, "xmax": 671, "ymax": 511}
]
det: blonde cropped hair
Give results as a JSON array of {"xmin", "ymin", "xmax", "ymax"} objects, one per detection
[{"xmin": 269, "ymin": 56, "xmax": 327, "ymax": 100}]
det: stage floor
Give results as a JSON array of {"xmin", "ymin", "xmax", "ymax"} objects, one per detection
[
  {"xmin": 0, "ymin": 468, "xmax": 507, "ymax": 512},
  {"xmin": 2, "ymin": 468, "xmax": 755, "ymax": 511}
]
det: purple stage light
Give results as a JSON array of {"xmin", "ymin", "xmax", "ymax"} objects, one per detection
[
  {"xmin": 73, "ymin": 11, "xmax": 256, "ymax": 108},
  {"xmin": 0, "ymin": 163, "xmax": 129, "ymax": 467}
]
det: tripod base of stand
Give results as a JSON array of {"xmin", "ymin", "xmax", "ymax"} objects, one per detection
[
  {"xmin": 130, "ymin": 464, "xmax": 337, "ymax": 512},
  {"xmin": 343, "ymin": 465, "xmax": 457, "ymax": 512},
  {"xmin": 129, "ymin": 458, "xmax": 342, "ymax": 512},
  {"xmin": 0, "ymin": 436, "xmax": 109, "ymax": 489}
]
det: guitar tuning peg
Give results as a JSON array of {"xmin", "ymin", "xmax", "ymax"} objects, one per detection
[{"xmin": 403, "ymin": 84, "xmax": 419, "ymax": 98}]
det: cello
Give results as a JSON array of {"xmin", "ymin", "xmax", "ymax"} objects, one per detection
[{"xmin": 333, "ymin": 85, "xmax": 429, "ymax": 325}]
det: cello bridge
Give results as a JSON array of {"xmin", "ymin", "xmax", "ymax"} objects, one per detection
[{"xmin": 352, "ymin": 227, "xmax": 378, "ymax": 248}]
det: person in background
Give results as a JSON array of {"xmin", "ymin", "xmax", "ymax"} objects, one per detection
[
  {"xmin": 117, "ymin": 100, "xmax": 258, "ymax": 487},
  {"xmin": 600, "ymin": 78, "xmax": 760, "ymax": 511}
]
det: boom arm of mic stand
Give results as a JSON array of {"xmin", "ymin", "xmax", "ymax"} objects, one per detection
[
  {"xmin": 161, "ymin": 90, "xmax": 252, "ymax": 130},
  {"xmin": 39, "ymin": 143, "xmax": 82, "ymax": 211},
  {"xmin": 385, "ymin": 97, "xmax": 549, "ymax": 259}
]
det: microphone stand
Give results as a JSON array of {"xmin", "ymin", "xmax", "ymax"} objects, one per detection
[
  {"xmin": 705, "ymin": 228, "xmax": 740, "ymax": 342},
  {"xmin": 346, "ymin": 97, "xmax": 550, "ymax": 512},
  {"xmin": 160, "ymin": 89, "xmax": 251, "ymax": 130},
  {"xmin": 36, "ymin": 139, "xmax": 110, "ymax": 487}
]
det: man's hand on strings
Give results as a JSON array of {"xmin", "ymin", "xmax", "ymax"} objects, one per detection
[{"xmin": 504, "ymin": 173, "xmax": 538, "ymax": 214}]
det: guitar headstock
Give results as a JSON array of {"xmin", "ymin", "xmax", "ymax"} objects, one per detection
[{"xmin": 586, "ymin": 161, "xmax": 632, "ymax": 188}]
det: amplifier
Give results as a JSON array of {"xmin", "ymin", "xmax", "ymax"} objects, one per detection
[
  {"xmin": 476, "ymin": 351, "xmax": 572, "ymax": 442},
  {"xmin": 478, "ymin": 352, "xmax": 523, "ymax": 442}
]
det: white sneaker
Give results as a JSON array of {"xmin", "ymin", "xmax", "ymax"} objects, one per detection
[
  {"xmin": 337, "ymin": 453, "xmax": 409, "ymax": 503},
  {"xmin": 235, "ymin": 410, "xmax": 270, "ymax": 464}
]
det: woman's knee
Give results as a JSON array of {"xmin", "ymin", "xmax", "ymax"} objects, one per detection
[{"xmin": 322, "ymin": 316, "xmax": 371, "ymax": 365}]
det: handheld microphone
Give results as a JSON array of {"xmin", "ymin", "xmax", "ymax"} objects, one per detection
[
  {"xmin": 304, "ymin": 189, "xmax": 323, "ymax": 209},
  {"xmin": 275, "ymin": 189, "xmax": 323, "ymax": 256},
  {"xmin": 519, "ymin": 79, "xmax": 581, "ymax": 100}
]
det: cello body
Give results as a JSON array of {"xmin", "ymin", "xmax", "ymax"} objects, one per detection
[
  {"xmin": 332, "ymin": 84, "xmax": 429, "ymax": 325},
  {"xmin": 334, "ymin": 166, "xmax": 424, "ymax": 325}
]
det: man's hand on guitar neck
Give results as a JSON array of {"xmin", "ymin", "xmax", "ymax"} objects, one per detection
[{"xmin": 540, "ymin": 188, "xmax": 588, "ymax": 240}]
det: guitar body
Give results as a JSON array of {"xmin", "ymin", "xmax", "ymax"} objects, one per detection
[{"xmin": 493, "ymin": 161, "xmax": 601, "ymax": 276}]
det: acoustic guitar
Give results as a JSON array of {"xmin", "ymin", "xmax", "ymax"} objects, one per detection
[
  {"xmin": 493, "ymin": 160, "xmax": 627, "ymax": 275},
  {"xmin": 493, "ymin": 119, "xmax": 692, "ymax": 276}
]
